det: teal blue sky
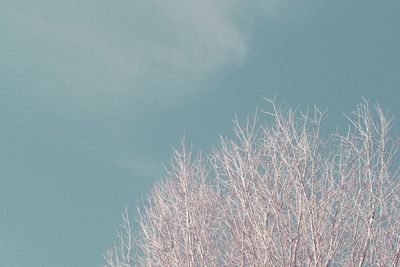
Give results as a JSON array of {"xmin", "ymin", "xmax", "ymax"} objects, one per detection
[{"xmin": 1, "ymin": 1, "xmax": 399, "ymax": 266}]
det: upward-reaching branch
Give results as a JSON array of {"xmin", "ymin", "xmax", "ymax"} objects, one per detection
[{"xmin": 104, "ymin": 99, "xmax": 400, "ymax": 267}]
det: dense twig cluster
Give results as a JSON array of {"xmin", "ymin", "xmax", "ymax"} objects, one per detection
[{"xmin": 104, "ymin": 99, "xmax": 400, "ymax": 267}]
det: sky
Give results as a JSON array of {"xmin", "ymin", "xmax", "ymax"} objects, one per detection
[{"xmin": 0, "ymin": 1, "xmax": 399, "ymax": 266}]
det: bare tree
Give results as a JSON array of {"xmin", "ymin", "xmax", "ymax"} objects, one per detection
[
  {"xmin": 105, "ymin": 144, "xmax": 221, "ymax": 267},
  {"xmin": 103, "ymin": 207, "xmax": 135, "ymax": 267},
  {"xmin": 135, "ymin": 145, "xmax": 221, "ymax": 266},
  {"xmin": 104, "ymin": 99, "xmax": 400, "ymax": 267}
]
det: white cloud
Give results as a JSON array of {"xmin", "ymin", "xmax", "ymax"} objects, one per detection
[{"xmin": 1, "ymin": 0, "xmax": 308, "ymax": 111}]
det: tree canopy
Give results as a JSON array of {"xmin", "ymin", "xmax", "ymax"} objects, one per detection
[{"xmin": 105, "ymin": 99, "xmax": 400, "ymax": 267}]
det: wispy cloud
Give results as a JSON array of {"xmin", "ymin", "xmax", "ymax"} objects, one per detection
[{"xmin": 1, "ymin": 0, "xmax": 308, "ymax": 111}]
